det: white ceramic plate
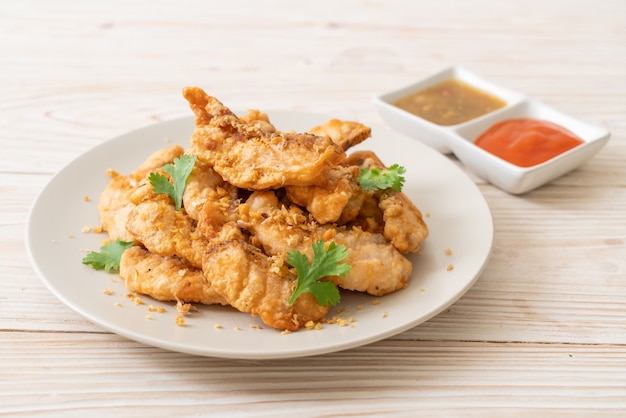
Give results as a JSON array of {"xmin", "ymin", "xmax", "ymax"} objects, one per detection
[{"xmin": 26, "ymin": 111, "xmax": 493, "ymax": 360}]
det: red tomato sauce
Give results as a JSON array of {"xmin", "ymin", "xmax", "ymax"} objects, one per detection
[{"xmin": 474, "ymin": 118, "xmax": 584, "ymax": 167}]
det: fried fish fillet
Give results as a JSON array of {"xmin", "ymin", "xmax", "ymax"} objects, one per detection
[
  {"xmin": 330, "ymin": 227, "xmax": 413, "ymax": 295},
  {"xmin": 308, "ymin": 118, "xmax": 371, "ymax": 152},
  {"xmin": 98, "ymin": 89, "xmax": 430, "ymax": 332},
  {"xmin": 120, "ymin": 246, "xmax": 227, "ymax": 305},
  {"xmin": 183, "ymin": 86, "xmax": 345, "ymax": 189},
  {"xmin": 239, "ymin": 109, "xmax": 277, "ymax": 133},
  {"xmin": 284, "ymin": 165, "xmax": 362, "ymax": 224},
  {"xmin": 98, "ymin": 144, "xmax": 185, "ymax": 241},
  {"xmin": 202, "ymin": 239, "xmax": 329, "ymax": 331},
  {"xmin": 182, "ymin": 159, "xmax": 238, "ymax": 222},
  {"xmin": 378, "ymin": 189, "xmax": 429, "ymax": 254},
  {"xmin": 242, "ymin": 191, "xmax": 412, "ymax": 296},
  {"xmin": 346, "ymin": 150, "xmax": 429, "ymax": 254},
  {"xmin": 282, "ymin": 119, "xmax": 371, "ymax": 224},
  {"xmin": 125, "ymin": 195, "xmax": 208, "ymax": 269}
]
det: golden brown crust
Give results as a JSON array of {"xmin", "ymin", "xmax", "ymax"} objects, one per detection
[
  {"xmin": 120, "ymin": 246, "xmax": 227, "ymax": 305},
  {"xmin": 202, "ymin": 240, "xmax": 328, "ymax": 331},
  {"xmin": 308, "ymin": 119, "xmax": 371, "ymax": 152},
  {"xmin": 184, "ymin": 86, "xmax": 346, "ymax": 189},
  {"xmin": 98, "ymin": 145, "xmax": 185, "ymax": 241},
  {"xmin": 346, "ymin": 150, "xmax": 429, "ymax": 253},
  {"xmin": 97, "ymin": 89, "xmax": 429, "ymax": 331},
  {"xmin": 125, "ymin": 195, "xmax": 208, "ymax": 269}
]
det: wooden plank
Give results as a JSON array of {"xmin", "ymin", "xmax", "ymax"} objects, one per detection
[
  {"xmin": 1, "ymin": 333, "xmax": 625, "ymax": 416},
  {"xmin": 1, "ymin": 0, "xmax": 625, "ymax": 415}
]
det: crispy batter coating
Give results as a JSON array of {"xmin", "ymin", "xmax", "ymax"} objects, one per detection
[
  {"xmin": 280, "ymin": 120, "xmax": 371, "ymax": 224},
  {"xmin": 239, "ymin": 109, "xmax": 277, "ymax": 134},
  {"xmin": 379, "ymin": 190, "xmax": 429, "ymax": 254},
  {"xmin": 98, "ymin": 145, "xmax": 184, "ymax": 241},
  {"xmin": 96, "ymin": 89, "xmax": 430, "ymax": 331},
  {"xmin": 332, "ymin": 228, "xmax": 413, "ymax": 295},
  {"xmin": 125, "ymin": 195, "xmax": 208, "ymax": 268},
  {"xmin": 285, "ymin": 165, "xmax": 362, "ymax": 224},
  {"xmin": 120, "ymin": 246, "xmax": 227, "ymax": 305},
  {"xmin": 97, "ymin": 174, "xmax": 136, "ymax": 242},
  {"xmin": 183, "ymin": 86, "xmax": 346, "ymax": 189},
  {"xmin": 308, "ymin": 119, "xmax": 371, "ymax": 152},
  {"xmin": 242, "ymin": 191, "xmax": 412, "ymax": 296},
  {"xmin": 202, "ymin": 240, "xmax": 329, "ymax": 331},
  {"xmin": 182, "ymin": 159, "xmax": 238, "ymax": 222},
  {"xmin": 346, "ymin": 150, "xmax": 429, "ymax": 253}
]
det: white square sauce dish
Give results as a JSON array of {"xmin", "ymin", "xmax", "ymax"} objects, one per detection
[{"xmin": 373, "ymin": 66, "xmax": 611, "ymax": 194}]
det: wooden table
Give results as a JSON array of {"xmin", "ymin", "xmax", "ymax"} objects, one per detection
[{"xmin": 2, "ymin": 0, "xmax": 625, "ymax": 416}]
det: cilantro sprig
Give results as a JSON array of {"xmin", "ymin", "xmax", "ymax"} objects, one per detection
[
  {"xmin": 149, "ymin": 154, "xmax": 197, "ymax": 210},
  {"xmin": 287, "ymin": 240, "xmax": 351, "ymax": 307},
  {"xmin": 358, "ymin": 163, "xmax": 406, "ymax": 192},
  {"xmin": 82, "ymin": 239, "xmax": 134, "ymax": 272}
]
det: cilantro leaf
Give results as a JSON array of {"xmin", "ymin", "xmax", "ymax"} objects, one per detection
[
  {"xmin": 287, "ymin": 240, "xmax": 351, "ymax": 307},
  {"xmin": 358, "ymin": 163, "xmax": 406, "ymax": 192},
  {"xmin": 149, "ymin": 172, "xmax": 175, "ymax": 202},
  {"xmin": 149, "ymin": 154, "xmax": 197, "ymax": 210},
  {"xmin": 82, "ymin": 239, "xmax": 134, "ymax": 272}
]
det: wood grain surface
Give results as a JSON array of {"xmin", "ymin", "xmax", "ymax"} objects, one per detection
[{"xmin": 1, "ymin": 0, "xmax": 625, "ymax": 416}]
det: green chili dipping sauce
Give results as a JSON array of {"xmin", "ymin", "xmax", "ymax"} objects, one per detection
[{"xmin": 393, "ymin": 79, "xmax": 506, "ymax": 126}]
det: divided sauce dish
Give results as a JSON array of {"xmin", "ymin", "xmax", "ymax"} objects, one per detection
[{"xmin": 373, "ymin": 66, "xmax": 611, "ymax": 194}]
